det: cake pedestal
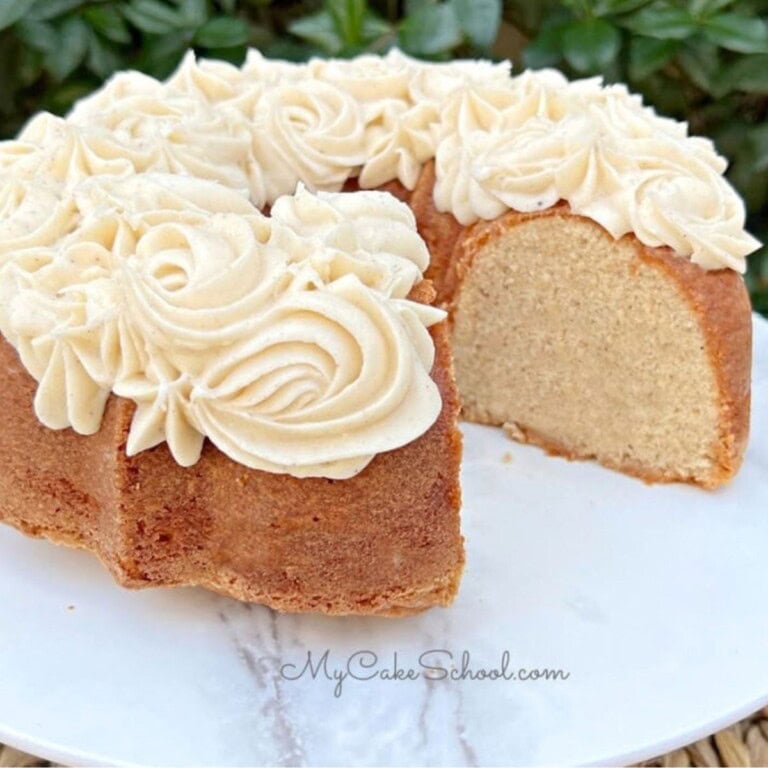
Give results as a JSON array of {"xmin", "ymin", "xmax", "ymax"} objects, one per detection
[{"xmin": 1, "ymin": 317, "xmax": 767, "ymax": 767}]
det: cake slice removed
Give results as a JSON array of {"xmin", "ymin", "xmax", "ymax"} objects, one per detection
[{"xmin": 442, "ymin": 206, "xmax": 751, "ymax": 489}]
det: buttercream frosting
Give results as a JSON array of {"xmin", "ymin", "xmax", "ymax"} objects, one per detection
[
  {"xmin": 0, "ymin": 173, "xmax": 443, "ymax": 476},
  {"xmin": 12, "ymin": 50, "xmax": 757, "ymax": 270},
  {"xmin": 0, "ymin": 49, "xmax": 762, "ymax": 475}
]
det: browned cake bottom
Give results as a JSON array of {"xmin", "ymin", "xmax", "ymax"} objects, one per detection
[{"xmin": 0, "ymin": 322, "xmax": 464, "ymax": 616}]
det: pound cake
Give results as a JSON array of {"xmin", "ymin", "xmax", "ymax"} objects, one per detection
[{"xmin": 0, "ymin": 50, "xmax": 760, "ymax": 613}]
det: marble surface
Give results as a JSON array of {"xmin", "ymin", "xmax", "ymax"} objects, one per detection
[{"xmin": 1, "ymin": 318, "xmax": 767, "ymax": 767}]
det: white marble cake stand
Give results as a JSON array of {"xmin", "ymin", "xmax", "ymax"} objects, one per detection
[{"xmin": 1, "ymin": 317, "xmax": 767, "ymax": 767}]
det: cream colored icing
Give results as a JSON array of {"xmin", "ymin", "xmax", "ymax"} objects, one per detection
[
  {"xmin": 270, "ymin": 184, "xmax": 431, "ymax": 299},
  {"xmin": 16, "ymin": 51, "xmax": 752, "ymax": 271},
  {"xmin": 0, "ymin": 173, "xmax": 444, "ymax": 476},
  {"xmin": 247, "ymin": 79, "xmax": 368, "ymax": 203},
  {"xmin": 63, "ymin": 71, "xmax": 255, "ymax": 199},
  {"xmin": 0, "ymin": 50, "xmax": 761, "ymax": 474}
]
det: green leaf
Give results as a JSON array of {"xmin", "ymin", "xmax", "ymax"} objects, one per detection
[
  {"xmin": 14, "ymin": 18, "xmax": 58, "ymax": 51},
  {"xmin": 562, "ymin": 18, "xmax": 621, "ymax": 72},
  {"xmin": 122, "ymin": 0, "xmax": 183, "ymax": 35},
  {"xmin": 266, "ymin": 38, "xmax": 320, "ymax": 61},
  {"xmin": 83, "ymin": 6, "xmax": 132, "ymax": 44},
  {"xmin": 328, "ymin": 0, "xmax": 366, "ymax": 46},
  {"xmin": 713, "ymin": 54, "xmax": 768, "ymax": 94},
  {"xmin": 138, "ymin": 30, "xmax": 190, "ymax": 77},
  {"xmin": 0, "ymin": 0, "xmax": 37, "ymax": 31},
  {"xmin": 523, "ymin": 23, "xmax": 566, "ymax": 68},
  {"xmin": 399, "ymin": 2, "xmax": 462, "ymax": 55},
  {"xmin": 194, "ymin": 16, "xmax": 249, "ymax": 47},
  {"xmin": 748, "ymin": 124, "xmax": 768, "ymax": 173},
  {"xmin": 86, "ymin": 30, "xmax": 122, "ymax": 78},
  {"xmin": 405, "ymin": 0, "xmax": 433, "ymax": 14},
  {"xmin": 361, "ymin": 12, "xmax": 391, "ymax": 43},
  {"xmin": 593, "ymin": 0, "xmax": 651, "ymax": 15},
  {"xmin": 216, "ymin": 0, "xmax": 236, "ymax": 13},
  {"xmin": 689, "ymin": 0, "xmax": 737, "ymax": 16},
  {"xmin": 289, "ymin": 10, "xmax": 344, "ymax": 53},
  {"xmin": 702, "ymin": 13, "xmax": 768, "ymax": 53},
  {"xmin": 27, "ymin": 0, "xmax": 84, "ymax": 21},
  {"xmin": 17, "ymin": 46, "xmax": 44, "ymax": 88},
  {"xmin": 45, "ymin": 79, "xmax": 95, "ymax": 116},
  {"xmin": 621, "ymin": 4, "xmax": 697, "ymax": 39},
  {"xmin": 677, "ymin": 39, "xmax": 720, "ymax": 94},
  {"xmin": 203, "ymin": 44, "xmax": 248, "ymax": 64},
  {"xmin": 628, "ymin": 35, "xmax": 678, "ymax": 79},
  {"xmin": 44, "ymin": 15, "xmax": 89, "ymax": 80},
  {"xmin": 179, "ymin": 0, "xmax": 208, "ymax": 28},
  {"xmin": 451, "ymin": 0, "xmax": 501, "ymax": 49}
]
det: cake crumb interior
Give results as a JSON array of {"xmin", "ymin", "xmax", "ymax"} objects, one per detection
[{"xmin": 451, "ymin": 214, "xmax": 721, "ymax": 484}]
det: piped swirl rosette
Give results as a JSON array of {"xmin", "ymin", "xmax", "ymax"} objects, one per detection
[
  {"xmin": 0, "ymin": 174, "xmax": 444, "ymax": 478},
  {"xmin": 0, "ymin": 50, "xmax": 762, "ymax": 475},
  {"xmin": 2, "ymin": 49, "xmax": 758, "ymax": 271}
]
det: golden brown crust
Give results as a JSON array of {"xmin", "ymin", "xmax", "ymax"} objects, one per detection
[
  {"xmin": 636, "ymin": 245, "xmax": 752, "ymax": 487},
  {"xmin": 342, "ymin": 176, "xmax": 412, "ymax": 204},
  {"xmin": 0, "ymin": 161, "xmax": 753, "ymax": 619},
  {"xmin": 408, "ymin": 161, "xmax": 466, "ymax": 302},
  {"xmin": 445, "ymin": 203, "xmax": 752, "ymax": 489},
  {"xmin": 0, "ymin": 317, "xmax": 464, "ymax": 616}
]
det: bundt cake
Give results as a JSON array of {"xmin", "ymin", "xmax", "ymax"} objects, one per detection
[{"xmin": 0, "ymin": 49, "xmax": 759, "ymax": 614}]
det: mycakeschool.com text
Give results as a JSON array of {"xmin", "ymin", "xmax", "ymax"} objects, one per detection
[{"xmin": 278, "ymin": 649, "xmax": 571, "ymax": 697}]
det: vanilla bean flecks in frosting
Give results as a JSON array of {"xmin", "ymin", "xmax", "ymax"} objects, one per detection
[
  {"xmin": 270, "ymin": 184, "xmax": 429, "ymax": 299},
  {"xmin": 115, "ymin": 358, "xmax": 204, "ymax": 467},
  {"xmin": 430, "ymin": 70, "xmax": 759, "ymax": 268},
  {"xmin": 165, "ymin": 51, "xmax": 247, "ymax": 106},
  {"xmin": 0, "ymin": 51, "xmax": 759, "ymax": 471},
  {"xmin": 2, "ymin": 50, "xmax": 754, "ymax": 270},
  {"xmin": 0, "ymin": 178, "xmax": 77, "ymax": 257},
  {"xmin": 0, "ymin": 174, "xmax": 444, "ymax": 476},
  {"xmin": 7, "ymin": 113, "xmax": 137, "ymax": 184},
  {"xmin": 248, "ymin": 80, "xmax": 368, "ymax": 203},
  {"xmin": 3, "ymin": 224, "xmax": 128, "ymax": 435},
  {"xmin": 66, "ymin": 74, "xmax": 254, "ymax": 194},
  {"xmin": 191, "ymin": 274, "xmax": 443, "ymax": 479}
]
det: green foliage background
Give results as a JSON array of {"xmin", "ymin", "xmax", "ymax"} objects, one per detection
[{"xmin": 1, "ymin": 0, "xmax": 766, "ymax": 312}]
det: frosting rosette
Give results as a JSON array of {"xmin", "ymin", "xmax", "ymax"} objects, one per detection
[
  {"xmin": 7, "ymin": 113, "xmax": 137, "ymax": 186},
  {"xmin": 119, "ymin": 208, "xmax": 281, "ymax": 354},
  {"xmin": 0, "ymin": 50, "xmax": 761, "ymax": 476},
  {"xmin": 408, "ymin": 54, "xmax": 512, "ymax": 108},
  {"xmin": 5, "ymin": 49, "xmax": 752, "ymax": 271},
  {"xmin": 2, "ymin": 219, "xmax": 134, "ymax": 435},
  {"xmin": 67, "ymin": 70, "xmax": 166, "ymax": 123},
  {"xmin": 308, "ymin": 52, "xmax": 413, "ymax": 104},
  {"xmin": 249, "ymin": 80, "xmax": 367, "ymax": 202},
  {"xmin": 270, "ymin": 185, "xmax": 429, "ymax": 298},
  {"xmin": 241, "ymin": 49, "xmax": 308, "ymax": 84},
  {"xmin": 0, "ymin": 178, "xmax": 76, "ymax": 258},
  {"xmin": 0, "ymin": 171, "xmax": 444, "ymax": 477},
  {"xmin": 69, "ymin": 88, "xmax": 252, "ymax": 194},
  {"xmin": 503, "ymin": 68, "xmax": 573, "ymax": 122},
  {"xmin": 307, "ymin": 51, "xmax": 439, "ymax": 190},
  {"xmin": 115, "ymin": 357, "xmax": 204, "ymax": 466},
  {"xmin": 433, "ymin": 84, "xmax": 523, "ymax": 223},
  {"xmin": 434, "ymin": 130, "xmax": 508, "ymax": 224},
  {"xmin": 357, "ymin": 99, "xmax": 438, "ymax": 190},
  {"xmin": 74, "ymin": 171, "xmax": 256, "ymax": 224},
  {"xmin": 471, "ymin": 116, "xmax": 572, "ymax": 214},
  {"xmin": 190, "ymin": 273, "xmax": 443, "ymax": 479},
  {"xmin": 165, "ymin": 51, "xmax": 246, "ymax": 106},
  {"xmin": 627, "ymin": 167, "xmax": 761, "ymax": 271}
]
